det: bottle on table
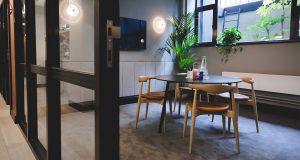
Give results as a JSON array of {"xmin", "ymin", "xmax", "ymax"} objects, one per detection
[{"xmin": 200, "ymin": 56, "xmax": 209, "ymax": 80}]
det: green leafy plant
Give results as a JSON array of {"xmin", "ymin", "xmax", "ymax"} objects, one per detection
[
  {"xmin": 248, "ymin": 16, "xmax": 282, "ymax": 40},
  {"xmin": 165, "ymin": 12, "xmax": 198, "ymax": 71},
  {"xmin": 216, "ymin": 28, "xmax": 243, "ymax": 63},
  {"xmin": 253, "ymin": 0, "xmax": 292, "ymax": 39}
]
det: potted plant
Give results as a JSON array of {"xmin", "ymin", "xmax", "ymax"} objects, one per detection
[
  {"xmin": 216, "ymin": 27, "xmax": 243, "ymax": 63},
  {"xmin": 165, "ymin": 12, "xmax": 198, "ymax": 73}
]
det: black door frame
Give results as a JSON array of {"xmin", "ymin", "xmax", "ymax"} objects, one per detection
[{"xmin": 12, "ymin": 0, "xmax": 120, "ymax": 159}]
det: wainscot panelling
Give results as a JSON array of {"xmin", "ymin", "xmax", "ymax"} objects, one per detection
[
  {"xmin": 134, "ymin": 62, "xmax": 146, "ymax": 95},
  {"xmin": 122, "ymin": 62, "xmax": 135, "ymax": 96}
]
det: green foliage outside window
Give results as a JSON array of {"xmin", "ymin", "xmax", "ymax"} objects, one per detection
[{"xmin": 248, "ymin": 0, "xmax": 292, "ymax": 40}]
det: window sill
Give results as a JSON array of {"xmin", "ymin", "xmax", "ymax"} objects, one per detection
[{"xmin": 192, "ymin": 39, "xmax": 300, "ymax": 48}]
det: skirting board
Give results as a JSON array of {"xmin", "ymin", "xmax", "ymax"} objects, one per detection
[
  {"xmin": 119, "ymin": 96, "xmax": 138, "ymax": 105},
  {"xmin": 68, "ymin": 100, "xmax": 95, "ymax": 112}
]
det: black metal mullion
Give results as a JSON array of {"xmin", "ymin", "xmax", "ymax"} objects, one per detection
[
  {"xmin": 95, "ymin": 0, "xmax": 120, "ymax": 159},
  {"xmin": 194, "ymin": 0, "xmax": 218, "ymax": 45},
  {"xmin": 13, "ymin": 0, "xmax": 25, "ymax": 124},
  {"xmin": 25, "ymin": 0, "xmax": 38, "ymax": 141},
  {"xmin": 213, "ymin": 0, "xmax": 218, "ymax": 44},
  {"xmin": 290, "ymin": 0, "xmax": 299, "ymax": 40},
  {"xmin": 45, "ymin": 0, "xmax": 61, "ymax": 159}
]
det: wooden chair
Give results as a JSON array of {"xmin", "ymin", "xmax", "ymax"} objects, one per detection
[
  {"xmin": 173, "ymin": 83, "xmax": 193, "ymax": 116},
  {"xmin": 183, "ymin": 84, "xmax": 240, "ymax": 154},
  {"xmin": 217, "ymin": 77, "xmax": 259, "ymax": 133},
  {"xmin": 134, "ymin": 76, "xmax": 173, "ymax": 131}
]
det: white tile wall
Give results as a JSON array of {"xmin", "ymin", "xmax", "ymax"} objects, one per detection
[
  {"xmin": 145, "ymin": 62, "xmax": 157, "ymax": 93},
  {"xmin": 134, "ymin": 62, "xmax": 146, "ymax": 95},
  {"xmin": 119, "ymin": 63, "xmax": 123, "ymax": 97},
  {"xmin": 120, "ymin": 61, "xmax": 174, "ymax": 97},
  {"xmin": 60, "ymin": 62, "xmax": 95, "ymax": 103},
  {"xmin": 60, "ymin": 61, "xmax": 174, "ymax": 101},
  {"xmin": 122, "ymin": 62, "xmax": 135, "ymax": 96}
]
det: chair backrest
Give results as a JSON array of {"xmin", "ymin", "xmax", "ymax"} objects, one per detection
[
  {"xmin": 241, "ymin": 77, "xmax": 254, "ymax": 84},
  {"xmin": 236, "ymin": 77, "xmax": 256, "ymax": 101},
  {"xmin": 138, "ymin": 76, "xmax": 155, "ymax": 95},
  {"xmin": 188, "ymin": 84, "xmax": 235, "ymax": 94}
]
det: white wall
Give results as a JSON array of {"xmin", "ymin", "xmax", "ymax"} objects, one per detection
[
  {"xmin": 119, "ymin": 0, "xmax": 179, "ymax": 97},
  {"xmin": 190, "ymin": 42, "xmax": 300, "ymax": 76}
]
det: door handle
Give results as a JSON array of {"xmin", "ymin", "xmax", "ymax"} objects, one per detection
[{"xmin": 107, "ymin": 20, "xmax": 120, "ymax": 68}]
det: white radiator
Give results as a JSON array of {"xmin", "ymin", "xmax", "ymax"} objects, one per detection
[{"xmin": 222, "ymin": 72, "xmax": 300, "ymax": 96}]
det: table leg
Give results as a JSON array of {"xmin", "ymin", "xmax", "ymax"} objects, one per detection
[{"xmin": 158, "ymin": 82, "xmax": 170, "ymax": 133}]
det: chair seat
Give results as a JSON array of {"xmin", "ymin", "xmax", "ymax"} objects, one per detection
[
  {"xmin": 142, "ymin": 92, "xmax": 165, "ymax": 100},
  {"xmin": 218, "ymin": 92, "xmax": 250, "ymax": 101},
  {"xmin": 186, "ymin": 101, "xmax": 229, "ymax": 113}
]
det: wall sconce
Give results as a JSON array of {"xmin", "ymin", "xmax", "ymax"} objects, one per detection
[
  {"xmin": 66, "ymin": 4, "xmax": 79, "ymax": 17},
  {"xmin": 59, "ymin": 0, "xmax": 82, "ymax": 23},
  {"xmin": 153, "ymin": 16, "xmax": 166, "ymax": 34}
]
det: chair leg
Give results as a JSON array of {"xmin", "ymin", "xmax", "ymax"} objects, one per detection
[
  {"xmin": 253, "ymin": 103, "xmax": 259, "ymax": 133},
  {"xmin": 222, "ymin": 115, "xmax": 226, "ymax": 137},
  {"xmin": 163, "ymin": 111, "xmax": 167, "ymax": 133},
  {"xmin": 189, "ymin": 112, "xmax": 196, "ymax": 154},
  {"xmin": 228, "ymin": 117, "xmax": 231, "ymax": 132},
  {"xmin": 168, "ymin": 96, "xmax": 173, "ymax": 123},
  {"xmin": 183, "ymin": 108, "xmax": 189, "ymax": 138},
  {"xmin": 145, "ymin": 102, "xmax": 149, "ymax": 119},
  {"xmin": 135, "ymin": 99, "xmax": 142, "ymax": 129},
  {"xmin": 211, "ymin": 114, "xmax": 215, "ymax": 122},
  {"xmin": 233, "ymin": 113, "xmax": 240, "ymax": 153},
  {"xmin": 173, "ymin": 93, "xmax": 177, "ymax": 112},
  {"xmin": 178, "ymin": 92, "xmax": 182, "ymax": 117}
]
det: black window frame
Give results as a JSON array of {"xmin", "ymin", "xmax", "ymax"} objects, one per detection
[
  {"xmin": 194, "ymin": 0, "xmax": 218, "ymax": 46},
  {"xmin": 193, "ymin": 0, "xmax": 300, "ymax": 47}
]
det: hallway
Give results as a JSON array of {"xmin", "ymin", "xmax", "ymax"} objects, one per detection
[{"xmin": 0, "ymin": 95, "xmax": 35, "ymax": 160}]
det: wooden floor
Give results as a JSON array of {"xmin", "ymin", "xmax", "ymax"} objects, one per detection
[{"xmin": 0, "ymin": 95, "xmax": 35, "ymax": 160}]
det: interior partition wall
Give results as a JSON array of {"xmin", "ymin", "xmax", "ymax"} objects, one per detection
[
  {"xmin": 12, "ymin": 0, "xmax": 120, "ymax": 159},
  {"xmin": 0, "ymin": 0, "xmax": 12, "ymax": 105}
]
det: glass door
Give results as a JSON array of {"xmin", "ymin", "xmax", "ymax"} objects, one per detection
[{"xmin": 15, "ymin": 0, "xmax": 120, "ymax": 159}]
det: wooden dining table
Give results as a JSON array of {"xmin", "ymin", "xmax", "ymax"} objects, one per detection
[{"xmin": 155, "ymin": 74, "xmax": 242, "ymax": 144}]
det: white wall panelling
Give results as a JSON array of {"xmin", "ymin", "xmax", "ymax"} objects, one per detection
[
  {"xmin": 122, "ymin": 62, "xmax": 135, "ymax": 97},
  {"xmin": 134, "ymin": 62, "xmax": 146, "ymax": 95},
  {"xmin": 145, "ymin": 62, "xmax": 157, "ymax": 94},
  {"xmin": 119, "ymin": 62, "xmax": 123, "ymax": 97}
]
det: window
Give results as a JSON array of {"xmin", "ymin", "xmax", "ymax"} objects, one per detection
[
  {"xmin": 219, "ymin": 0, "xmax": 261, "ymax": 8},
  {"xmin": 198, "ymin": 10, "xmax": 214, "ymax": 43},
  {"xmin": 194, "ymin": 0, "xmax": 218, "ymax": 45},
  {"xmin": 299, "ymin": 14, "xmax": 300, "ymax": 36},
  {"xmin": 192, "ymin": 0, "xmax": 300, "ymax": 45}
]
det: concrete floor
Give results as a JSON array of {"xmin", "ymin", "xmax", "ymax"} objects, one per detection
[
  {"xmin": 2, "ymin": 90, "xmax": 300, "ymax": 160},
  {"xmin": 0, "ymin": 95, "xmax": 35, "ymax": 160},
  {"xmin": 120, "ymin": 103, "xmax": 300, "ymax": 160}
]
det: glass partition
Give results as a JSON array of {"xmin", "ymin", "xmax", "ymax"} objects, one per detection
[
  {"xmin": 37, "ymin": 75, "xmax": 47, "ymax": 149},
  {"xmin": 35, "ymin": 1, "xmax": 46, "ymax": 67},
  {"xmin": 59, "ymin": 0, "xmax": 95, "ymax": 74},
  {"xmin": 61, "ymin": 82, "xmax": 95, "ymax": 159}
]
